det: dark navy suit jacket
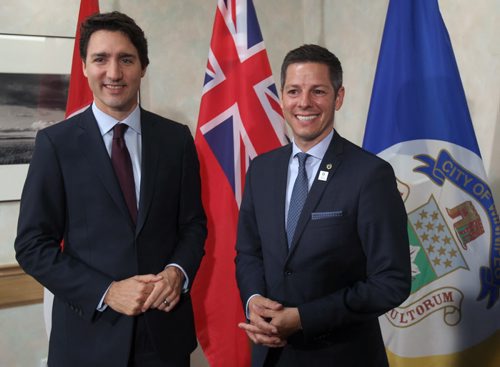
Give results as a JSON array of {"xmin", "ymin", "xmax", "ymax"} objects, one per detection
[
  {"xmin": 15, "ymin": 107, "xmax": 206, "ymax": 367},
  {"xmin": 236, "ymin": 132, "xmax": 411, "ymax": 367}
]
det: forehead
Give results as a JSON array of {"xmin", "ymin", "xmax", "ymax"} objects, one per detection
[
  {"xmin": 86, "ymin": 30, "xmax": 138, "ymax": 54},
  {"xmin": 284, "ymin": 62, "xmax": 331, "ymax": 86}
]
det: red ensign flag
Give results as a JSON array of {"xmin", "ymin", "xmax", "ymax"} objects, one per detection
[{"xmin": 192, "ymin": 0, "xmax": 287, "ymax": 366}]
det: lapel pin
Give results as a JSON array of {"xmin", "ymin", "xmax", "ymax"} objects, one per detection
[
  {"xmin": 326, "ymin": 163, "xmax": 333, "ymax": 170},
  {"xmin": 318, "ymin": 170, "xmax": 329, "ymax": 181}
]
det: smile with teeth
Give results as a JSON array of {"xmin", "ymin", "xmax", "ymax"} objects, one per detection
[
  {"xmin": 104, "ymin": 84, "xmax": 125, "ymax": 89},
  {"xmin": 296, "ymin": 114, "xmax": 319, "ymax": 121}
]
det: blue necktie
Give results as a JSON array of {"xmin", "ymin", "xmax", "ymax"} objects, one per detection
[{"xmin": 287, "ymin": 152, "xmax": 309, "ymax": 247}]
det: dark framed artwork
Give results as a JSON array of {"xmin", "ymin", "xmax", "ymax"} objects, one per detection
[{"xmin": 0, "ymin": 34, "xmax": 73, "ymax": 201}]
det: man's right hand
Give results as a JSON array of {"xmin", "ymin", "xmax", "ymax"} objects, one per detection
[{"xmin": 104, "ymin": 274, "xmax": 162, "ymax": 316}]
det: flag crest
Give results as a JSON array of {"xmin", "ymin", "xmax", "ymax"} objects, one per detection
[{"xmin": 363, "ymin": 0, "xmax": 500, "ymax": 365}]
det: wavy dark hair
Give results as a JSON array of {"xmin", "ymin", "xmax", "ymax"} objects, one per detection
[{"xmin": 79, "ymin": 11, "xmax": 149, "ymax": 69}]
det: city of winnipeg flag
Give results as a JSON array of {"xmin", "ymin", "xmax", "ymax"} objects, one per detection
[
  {"xmin": 363, "ymin": 0, "xmax": 500, "ymax": 365},
  {"xmin": 192, "ymin": 1, "xmax": 287, "ymax": 366}
]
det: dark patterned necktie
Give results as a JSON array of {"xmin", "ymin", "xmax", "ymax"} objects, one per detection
[
  {"xmin": 111, "ymin": 123, "xmax": 137, "ymax": 224},
  {"xmin": 287, "ymin": 152, "xmax": 309, "ymax": 247}
]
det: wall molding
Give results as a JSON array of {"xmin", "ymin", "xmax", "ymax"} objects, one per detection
[{"xmin": 0, "ymin": 263, "xmax": 43, "ymax": 308}]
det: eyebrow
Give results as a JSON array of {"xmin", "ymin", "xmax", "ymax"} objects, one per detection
[
  {"xmin": 89, "ymin": 52, "xmax": 137, "ymax": 58},
  {"xmin": 284, "ymin": 84, "xmax": 330, "ymax": 89}
]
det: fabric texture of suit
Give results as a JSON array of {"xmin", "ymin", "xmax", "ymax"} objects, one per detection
[
  {"xmin": 15, "ymin": 107, "xmax": 207, "ymax": 367},
  {"xmin": 235, "ymin": 132, "xmax": 411, "ymax": 367}
]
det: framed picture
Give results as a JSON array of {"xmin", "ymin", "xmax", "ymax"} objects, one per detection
[{"xmin": 0, "ymin": 34, "xmax": 73, "ymax": 201}]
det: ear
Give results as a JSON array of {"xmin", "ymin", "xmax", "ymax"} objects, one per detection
[
  {"xmin": 141, "ymin": 67, "xmax": 147, "ymax": 78},
  {"xmin": 82, "ymin": 60, "xmax": 88, "ymax": 78},
  {"xmin": 335, "ymin": 86, "xmax": 345, "ymax": 111}
]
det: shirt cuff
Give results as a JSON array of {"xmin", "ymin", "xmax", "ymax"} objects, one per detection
[
  {"xmin": 245, "ymin": 294, "xmax": 261, "ymax": 319},
  {"xmin": 166, "ymin": 264, "xmax": 189, "ymax": 293},
  {"xmin": 97, "ymin": 283, "xmax": 112, "ymax": 312}
]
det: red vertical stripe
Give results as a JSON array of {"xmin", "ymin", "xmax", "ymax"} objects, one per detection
[{"xmin": 65, "ymin": 0, "xmax": 100, "ymax": 118}]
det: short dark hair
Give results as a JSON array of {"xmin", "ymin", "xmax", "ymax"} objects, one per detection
[
  {"xmin": 79, "ymin": 11, "xmax": 149, "ymax": 69},
  {"xmin": 280, "ymin": 44, "xmax": 342, "ymax": 94}
]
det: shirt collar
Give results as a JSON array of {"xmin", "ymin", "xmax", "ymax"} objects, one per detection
[
  {"xmin": 92, "ymin": 102, "xmax": 142, "ymax": 136},
  {"xmin": 291, "ymin": 129, "xmax": 335, "ymax": 160}
]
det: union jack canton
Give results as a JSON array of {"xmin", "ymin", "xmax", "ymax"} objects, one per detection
[{"xmin": 198, "ymin": 0, "xmax": 287, "ymax": 206}]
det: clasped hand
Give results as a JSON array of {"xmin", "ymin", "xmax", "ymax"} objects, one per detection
[
  {"xmin": 104, "ymin": 266, "xmax": 184, "ymax": 316},
  {"xmin": 238, "ymin": 295, "xmax": 302, "ymax": 348}
]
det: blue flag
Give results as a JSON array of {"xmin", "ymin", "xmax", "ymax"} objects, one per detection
[{"xmin": 363, "ymin": 0, "xmax": 500, "ymax": 365}]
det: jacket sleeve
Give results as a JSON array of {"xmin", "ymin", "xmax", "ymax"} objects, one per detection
[
  {"xmin": 15, "ymin": 130, "xmax": 113, "ymax": 322},
  {"xmin": 167, "ymin": 126, "xmax": 207, "ymax": 288},
  {"xmin": 235, "ymin": 162, "xmax": 268, "ymax": 307}
]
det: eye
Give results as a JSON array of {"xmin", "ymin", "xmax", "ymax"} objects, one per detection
[
  {"xmin": 92, "ymin": 57, "xmax": 105, "ymax": 64},
  {"xmin": 121, "ymin": 57, "xmax": 134, "ymax": 65},
  {"xmin": 313, "ymin": 89, "xmax": 327, "ymax": 96},
  {"xmin": 286, "ymin": 89, "xmax": 299, "ymax": 96}
]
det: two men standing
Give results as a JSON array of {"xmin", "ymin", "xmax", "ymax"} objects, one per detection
[{"xmin": 14, "ymin": 10, "xmax": 410, "ymax": 367}]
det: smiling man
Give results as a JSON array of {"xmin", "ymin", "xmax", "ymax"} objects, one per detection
[
  {"xmin": 235, "ymin": 44, "xmax": 411, "ymax": 367},
  {"xmin": 15, "ymin": 12, "xmax": 206, "ymax": 367}
]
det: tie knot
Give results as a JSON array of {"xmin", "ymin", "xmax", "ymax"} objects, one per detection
[
  {"xmin": 113, "ymin": 123, "xmax": 128, "ymax": 139},
  {"xmin": 296, "ymin": 152, "xmax": 309, "ymax": 167}
]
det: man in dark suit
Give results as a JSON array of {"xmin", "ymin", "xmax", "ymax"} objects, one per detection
[
  {"xmin": 15, "ymin": 12, "xmax": 206, "ymax": 367},
  {"xmin": 235, "ymin": 44, "xmax": 411, "ymax": 366}
]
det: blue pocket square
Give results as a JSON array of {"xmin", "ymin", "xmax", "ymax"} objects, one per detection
[{"xmin": 311, "ymin": 211, "xmax": 343, "ymax": 220}]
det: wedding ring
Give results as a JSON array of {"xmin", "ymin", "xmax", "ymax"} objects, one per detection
[{"xmin": 163, "ymin": 299, "xmax": 170, "ymax": 306}]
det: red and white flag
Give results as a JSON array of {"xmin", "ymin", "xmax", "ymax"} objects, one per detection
[
  {"xmin": 65, "ymin": 0, "xmax": 99, "ymax": 118},
  {"xmin": 192, "ymin": 0, "xmax": 287, "ymax": 366}
]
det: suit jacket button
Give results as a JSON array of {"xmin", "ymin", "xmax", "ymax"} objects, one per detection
[{"xmin": 284, "ymin": 270, "xmax": 292, "ymax": 276}]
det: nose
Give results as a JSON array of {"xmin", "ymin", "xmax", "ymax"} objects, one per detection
[
  {"xmin": 107, "ymin": 60, "xmax": 123, "ymax": 80},
  {"xmin": 298, "ymin": 92, "xmax": 312, "ymax": 108}
]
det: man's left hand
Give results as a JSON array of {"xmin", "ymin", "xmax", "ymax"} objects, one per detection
[
  {"xmin": 142, "ymin": 266, "xmax": 184, "ymax": 313},
  {"xmin": 262, "ymin": 307, "xmax": 302, "ymax": 339}
]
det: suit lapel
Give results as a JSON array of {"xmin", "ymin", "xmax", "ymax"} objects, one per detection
[
  {"xmin": 274, "ymin": 145, "xmax": 293, "ymax": 257},
  {"xmin": 136, "ymin": 109, "xmax": 160, "ymax": 236},
  {"xmin": 77, "ymin": 108, "xmax": 134, "ymax": 228},
  {"xmin": 287, "ymin": 132, "xmax": 344, "ymax": 256}
]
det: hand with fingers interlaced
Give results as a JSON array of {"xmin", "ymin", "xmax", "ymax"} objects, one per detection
[
  {"xmin": 104, "ymin": 274, "xmax": 162, "ymax": 316},
  {"xmin": 141, "ymin": 266, "xmax": 185, "ymax": 313}
]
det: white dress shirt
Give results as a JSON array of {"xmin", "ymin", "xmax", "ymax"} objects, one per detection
[
  {"xmin": 92, "ymin": 103, "xmax": 142, "ymax": 205},
  {"xmin": 285, "ymin": 129, "xmax": 334, "ymax": 225}
]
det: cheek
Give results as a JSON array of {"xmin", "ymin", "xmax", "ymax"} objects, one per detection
[{"xmin": 283, "ymin": 107, "xmax": 293, "ymax": 116}]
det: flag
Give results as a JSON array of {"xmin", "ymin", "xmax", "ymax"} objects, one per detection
[
  {"xmin": 44, "ymin": 0, "xmax": 99, "ymax": 339},
  {"xmin": 363, "ymin": 0, "xmax": 500, "ymax": 365},
  {"xmin": 192, "ymin": 0, "xmax": 287, "ymax": 365},
  {"xmin": 65, "ymin": 0, "xmax": 99, "ymax": 118}
]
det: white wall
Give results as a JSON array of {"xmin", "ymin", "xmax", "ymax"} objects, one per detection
[{"xmin": 0, "ymin": 1, "xmax": 498, "ymax": 366}]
